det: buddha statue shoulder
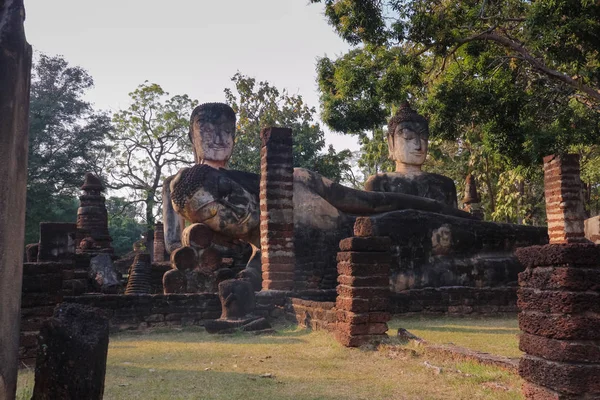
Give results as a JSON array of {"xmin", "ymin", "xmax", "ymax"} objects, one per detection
[{"xmin": 364, "ymin": 102, "xmax": 458, "ymax": 208}]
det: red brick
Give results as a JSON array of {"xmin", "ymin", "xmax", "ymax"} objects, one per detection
[
  {"xmin": 336, "ymin": 296, "xmax": 369, "ymax": 313},
  {"xmin": 336, "ymin": 310, "xmax": 369, "ymax": 324},
  {"xmin": 521, "ymin": 382, "xmax": 567, "ymax": 400},
  {"xmin": 369, "ymin": 312, "xmax": 391, "ymax": 323},
  {"xmin": 337, "ymin": 285, "xmax": 389, "ymax": 299},
  {"xmin": 367, "ymin": 323, "xmax": 388, "ymax": 335},
  {"xmin": 261, "ymin": 280, "xmax": 294, "ymax": 291},
  {"xmin": 337, "ymin": 322, "xmax": 369, "ymax": 336},
  {"xmin": 261, "ymin": 271, "xmax": 295, "ymax": 281},
  {"xmin": 261, "ymin": 263, "xmax": 295, "ymax": 273}
]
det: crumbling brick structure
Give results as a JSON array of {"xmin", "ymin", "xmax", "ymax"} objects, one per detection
[
  {"xmin": 335, "ymin": 221, "xmax": 391, "ymax": 347},
  {"xmin": 76, "ymin": 173, "xmax": 113, "ymax": 254},
  {"xmin": 259, "ymin": 127, "xmax": 295, "ymax": 291},
  {"xmin": 19, "ymin": 262, "xmax": 64, "ymax": 367},
  {"xmin": 516, "ymin": 154, "xmax": 600, "ymax": 399},
  {"xmin": 543, "ymin": 154, "xmax": 587, "ymax": 243}
]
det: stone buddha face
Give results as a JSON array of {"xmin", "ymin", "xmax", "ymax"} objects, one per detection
[
  {"xmin": 189, "ymin": 103, "xmax": 236, "ymax": 168},
  {"xmin": 170, "ymin": 165, "xmax": 259, "ymax": 241},
  {"xmin": 387, "ymin": 103, "xmax": 430, "ymax": 174}
]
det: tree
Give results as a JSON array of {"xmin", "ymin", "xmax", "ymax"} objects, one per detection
[
  {"xmin": 311, "ymin": 0, "xmax": 600, "ymax": 220},
  {"xmin": 25, "ymin": 54, "xmax": 111, "ymax": 244},
  {"xmin": 107, "ymin": 82, "xmax": 197, "ymax": 231},
  {"xmin": 224, "ymin": 73, "xmax": 352, "ymax": 181},
  {"xmin": 106, "ymin": 197, "xmax": 145, "ymax": 256}
]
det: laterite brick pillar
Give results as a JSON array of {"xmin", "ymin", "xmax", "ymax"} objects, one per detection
[
  {"xmin": 153, "ymin": 222, "xmax": 166, "ymax": 262},
  {"xmin": 543, "ymin": 154, "xmax": 586, "ymax": 244},
  {"xmin": 335, "ymin": 220, "xmax": 391, "ymax": 347},
  {"xmin": 260, "ymin": 127, "xmax": 295, "ymax": 291},
  {"xmin": 516, "ymin": 154, "xmax": 600, "ymax": 399}
]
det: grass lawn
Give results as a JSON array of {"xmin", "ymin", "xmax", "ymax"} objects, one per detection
[
  {"xmin": 17, "ymin": 318, "xmax": 523, "ymax": 400},
  {"xmin": 388, "ymin": 315, "xmax": 522, "ymax": 358}
]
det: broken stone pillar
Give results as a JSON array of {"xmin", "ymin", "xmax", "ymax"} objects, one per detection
[
  {"xmin": 31, "ymin": 303, "xmax": 109, "ymax": 400},
  {"xmin": 584, "ymin": 215, "xmax": 600, "ymax": 244},
  {"xmin": 76, "ymin": 173, "xmax": 113, "ymax": 254},
  {"xmin": 335, "ymin": 218, "xmax": 391, "ymax": 347},
  {"xmin": 259, "ymin": 127, "xmax": 295, "ymax": 291},
  {"xmin": 543, "ymin": 154, "xmax": 587, "ymax": 244},
  {"xmin": 153, "ymin": 222, "xmax": 166, "ymax": 261},
  {"xmin": 515, "ymin": 154, "xmax": 600, "ymax": 399},
  {"xmin": 0, "ymin": 1, "xmax": 32, "ymax": 398},
  {"xmin": 37, "ymin": 222, "xmax": 77, "ymax": 262}
]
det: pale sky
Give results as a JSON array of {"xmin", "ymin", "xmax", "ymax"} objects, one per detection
[{"xmin": 24, "ymin": 0, "xmax": 360, "ymax": 152}]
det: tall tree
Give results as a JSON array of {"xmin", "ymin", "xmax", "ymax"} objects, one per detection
[
  {"xmin": 224, "ymin": 73, "xmax": 353, "ymax": 182},
  {"xmin": 107, "ymin": 82, "xmax": 197, "ymax": 230},
  {"xmin": 26, "ymin": 54, "xmax": 111, "ymax": 244},
  {"xmin": 106, "ymin": 197, "xmax": 145, "ymax": 256}
]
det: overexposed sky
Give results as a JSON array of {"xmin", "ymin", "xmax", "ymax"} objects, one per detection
[{"xmin": 24, "ymin": 0, "xmax": 360, "ymax": 152}]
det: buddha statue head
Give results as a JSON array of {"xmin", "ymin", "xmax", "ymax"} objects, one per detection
[
  {"xmin": 387, "ymin": 102, "xmax": 429, "ymax": 175},
  {"xmin": 188, "ymin": 103, "xmax": 236, "ymax": 168}
]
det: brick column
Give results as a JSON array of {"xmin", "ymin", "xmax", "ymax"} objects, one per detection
[
  {"xmin": 516, "ymin": 245, "xmax": 600, "ymax": 398},
  {"xmin": 335, "ymin": 221, "xmax": 391, "ymax": 347},
  {"xmin": 515, "ymin": 154, "xmax": 599, "ymax": 399},
  {"xmin": 153, "ymin": 222, "xmax": 166, "ymax": 262},
  {"xmin": 543, "ymin": 154, "xmax": 586, "ymax": 244},
  {"xmin": 259, "ymin": 127, "xmax": 294, "ymax": 291}
]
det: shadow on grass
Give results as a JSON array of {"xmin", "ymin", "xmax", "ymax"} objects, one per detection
[
  {"xmin": 104, "ymin": 364, "xmax": 360, "ymax": 400},
  {"xmin": 409, "ymin": 326, "xmax": 519, "ymax": 335},
  {"xmin": 111, "ymin": 324, "xmax": 313, "ymax": 345}
]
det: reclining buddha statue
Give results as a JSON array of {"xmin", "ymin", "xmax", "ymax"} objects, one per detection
[{"xmin": 165, "ymin": 102, "xmax": 547, "ymax": 302}]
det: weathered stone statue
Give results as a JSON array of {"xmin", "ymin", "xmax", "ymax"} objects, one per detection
[
  {"xmin": 162, "ymin": 103, "xmax": 237, "ymax": 253},
  {"xmin": 365, "ymin": 102, "xmax": 458, "ymax": 208}
]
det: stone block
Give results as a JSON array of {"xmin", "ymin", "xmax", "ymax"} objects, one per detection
[
  {"xmin": 518, "ymin": 288, "xmax": 600, "ymax": 314},
  {"xmin": 519, "ymin": 333, "xmax": 600, "ymax": 364},
  {"xmin": 516, "ymin": 244, "xmax": 600, "ymax": 268},
  {"xmin": 519, "ymin": 266, "xmax": 600, "ymax": 291},
  {"xmin": 337, "ymin": 285, "xmax": 389, "ymax": 299},
  {"xmin": 520, "ymin": 355, "xmax": 600, "ymax": 395},
  {"xmin": 519, "ymin": 311, "xmax": 600, "ymax": 340},
  {"xmin": 337, "ymin": 262, "xmax": 390, "ymax": 277},
  {"xmin": 31, "ymin": 303, "xmax": 109, "ymax": 400}
]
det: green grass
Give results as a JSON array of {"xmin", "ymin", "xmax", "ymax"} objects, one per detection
[
  {"xmin": 388, "ymin": 315, "xmax": 522, "ymax": 358},
  {"xmin": 17, "ymin": 320, "xmax": 523, "ymax": 400}
]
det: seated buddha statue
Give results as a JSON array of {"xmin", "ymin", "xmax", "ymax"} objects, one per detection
[{"xmin": 365, "ymin": 102, "xmax": 457, "ymax": 208}]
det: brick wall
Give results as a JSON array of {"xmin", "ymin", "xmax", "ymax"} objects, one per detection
[
  {"xmin": 259, "ymin": 127, "xmax": 295, "ymax": 291},
  {"xmin": 287, "ymin": 298, "xmax": 336, "ymax": 332},
  {"xmin": 64, "ymin": 293, "xmax": 221, "ymax": 332}
]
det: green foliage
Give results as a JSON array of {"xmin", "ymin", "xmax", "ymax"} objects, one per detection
[
  {"xmin": 311, "ymin": 0, "xmax": 600, "ymax": 219},
  {"xmin": 106, "ymin": 197, "xmax": 145, "ymax": 256},
  {"xmin": 25, "ymin": 54, "xmax": 111, "ymax": 244},
  {"xmin": 224, "ymin": 73, "xmax": 352, "ymax": 181},
  {"xmin": 107, "ymin": 82, "xmax": 198, "ymax": 229}
]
